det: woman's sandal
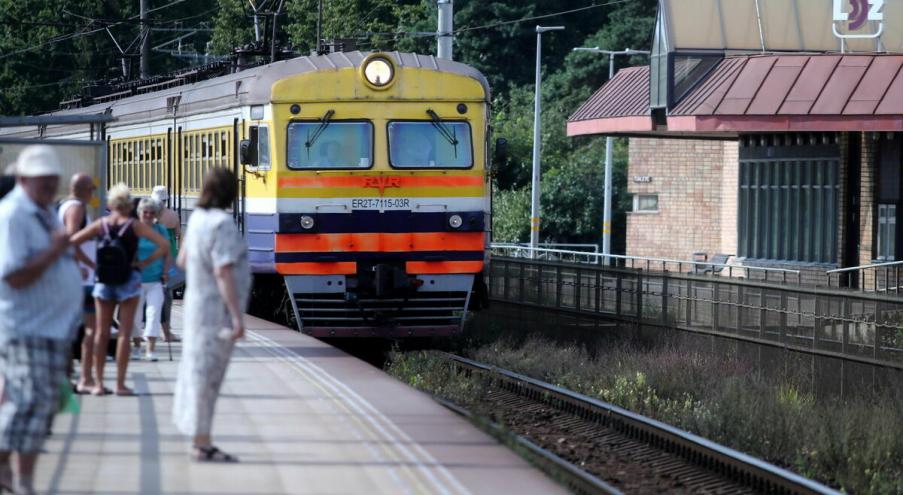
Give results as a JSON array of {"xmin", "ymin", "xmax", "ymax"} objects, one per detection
[
  {"xmin": 115, "ymin": 387, "xmax": 137, "ymax": 397},
  {"xmin": 193, "ymin": 445, "xmax": 238, "ymax": 463},
  {"xmin": 90, "ymin": 386, "xmax": 113, "ymax": 397}
]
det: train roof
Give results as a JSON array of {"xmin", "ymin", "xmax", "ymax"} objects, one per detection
[
  {"xmin": 2, "ymin": 52, "xmax": 490, "ymax": 137},
  {"xmin": 66, "ymin": 51, "xmax": 490, "ymax": 119}
]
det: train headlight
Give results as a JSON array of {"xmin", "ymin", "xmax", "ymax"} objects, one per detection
[
  {"xmin": 448, "ymin": 214, "xmax": 463, "ymax": 229},
  {"xmin": 361, "ymin": 54, "xmax": 395, "ymax": 89},
  {"xmin": 300, "ymin": 215, "xmax": 315, "ymax": 230}
]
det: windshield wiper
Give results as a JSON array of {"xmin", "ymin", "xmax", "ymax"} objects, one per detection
[
  {"xmin": 304, "ymin": 109, "xmax": 335, "ymax": 155},
  {"xmin": 426, "ymin": 109, "xmax": 459, "ymax": 158}
]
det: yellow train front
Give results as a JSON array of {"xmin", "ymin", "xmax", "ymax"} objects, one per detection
[{"xmin": 243, "ymin": 53, "xmax": 491, "ymax": 337}]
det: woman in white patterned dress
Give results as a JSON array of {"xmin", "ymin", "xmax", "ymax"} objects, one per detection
[{"xmin": 172, "ymin": 168, "xmax": 251, "ymax": 462}]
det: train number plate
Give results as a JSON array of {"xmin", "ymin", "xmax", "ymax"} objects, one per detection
[{"xmin": 351, "ymin": 198, "xmax": 412, "ymax": 210}]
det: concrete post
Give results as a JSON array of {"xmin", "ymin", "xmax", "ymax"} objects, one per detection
[{"xmin": 437, "ymin": 0, "xmax": 453, "ymax": 60}]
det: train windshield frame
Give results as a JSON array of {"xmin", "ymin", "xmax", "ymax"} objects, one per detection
[
  {"xmin": 286, "ymin": 120, "xmax": 374, "ymax": 170},
  {"xmin": 387, "ymin": 121, "xmax": 474, "ymax": 169}
]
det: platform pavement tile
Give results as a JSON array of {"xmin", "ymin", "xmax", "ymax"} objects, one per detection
[{"xmin": 31, "ymin": 305, "xmax": 570, "ymax": 495}]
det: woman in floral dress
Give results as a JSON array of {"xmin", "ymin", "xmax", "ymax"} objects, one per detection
[{"xmin": 172, "ymin": 168, "xmax": 251, "ymax": 462}]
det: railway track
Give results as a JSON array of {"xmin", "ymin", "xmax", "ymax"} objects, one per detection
[{"xmin": 434, "ymin": 352, "xmax": 839, "ymax": 495}]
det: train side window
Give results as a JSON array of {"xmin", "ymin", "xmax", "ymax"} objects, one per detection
[{"xmin": 258, "ymin": 126, "xmax": 271, "ymax": 170}]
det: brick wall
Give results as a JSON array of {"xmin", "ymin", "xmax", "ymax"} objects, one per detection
[
  {"xmin": 859, "ymin": 132, "xmax": 877, "ymax": 288},
  {"xmin": 626, "ymin": 133, "xmax": 872, "ymax": 286},
  {"xmin": 626, "ymin": 138, "xmax": 727, "ymax": 264},
  {"xmin": 860, "ymin": 132, "xmax": 876, "ymax": 267},
  {"xmin": 720, "ymin": 141, "xmax": 739, "ymax": 256}
]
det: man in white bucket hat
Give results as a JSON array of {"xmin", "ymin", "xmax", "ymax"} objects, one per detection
[{"xmin": 0, "ymin": 145, "xmax": 81, "ymax": 494}]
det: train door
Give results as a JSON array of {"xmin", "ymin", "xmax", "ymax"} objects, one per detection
[
  {"xmin": 175, "ymin": 126, "xmax": 183, "ymax": 220},
  {"xmin": 233, "ymin": 118, "xmax": 245, "ymax": 234}
]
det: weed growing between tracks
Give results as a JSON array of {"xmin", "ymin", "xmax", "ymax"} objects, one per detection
[{"xmin": 387, "ymin": 332, "xmax": 903, "ymax": 493}]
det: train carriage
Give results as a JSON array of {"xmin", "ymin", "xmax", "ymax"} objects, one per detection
[{"xmin": 3, "ymin": 51, "xmax": 492, "ymax": 338}]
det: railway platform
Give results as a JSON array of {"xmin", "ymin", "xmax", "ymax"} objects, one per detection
[{"xmin": 34, "ymin": 307, "xmax": 567, "ymax": 494}]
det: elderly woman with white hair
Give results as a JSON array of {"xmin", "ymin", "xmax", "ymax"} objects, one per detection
[
  {"xmin": 71, "ymin": 184, "xmax": 169, "ymax": 396},
  {"xmin": 130, "ymin": 198, "xmax": 172, "ymax": 362}
]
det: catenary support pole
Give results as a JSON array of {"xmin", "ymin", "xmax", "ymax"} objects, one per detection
[
  {"xmin": 140, "ymin": 0, "xmax": 151, "ymax": 79},
  {"xmin": 530, "ymin": 26, "xmax": 564, "ymax": 254},
  {"xmin": 437, "ymin": 0, "xmax": 453, "ymax": 60},
  {"xmin": 316, "ymin": 0, "xmax": 323, "ymax": 55},
  {"xmin": 603, "ymin": 52, "xmax": 614, "ymax": 259}
]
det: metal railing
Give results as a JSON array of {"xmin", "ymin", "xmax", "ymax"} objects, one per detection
[
  {"xmin": 494, "ymin": 242, "xmax": 600, "ymax": 253},
  {"xmin": 826, "ymin": 260, "xmax": 903, "ymax": 293},
  {"xmin": 490, "ymin": 244, "xmax": 802, "ymax": 285},
  {"xmin": 488, "ymin": 257, "xmax": 903, "ymax": 378}
]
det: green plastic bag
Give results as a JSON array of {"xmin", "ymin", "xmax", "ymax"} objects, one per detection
[{"xmin": 58, "ymin": 380, "xmax": 80, "ymax": 414}]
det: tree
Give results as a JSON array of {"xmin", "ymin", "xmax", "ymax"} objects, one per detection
[
  {"xmin": 487, "ymin": 0, "xmax": 656, "ymax": 246},
  {"xmin": 0, "ymin": 0, "xmax": 218, "ymax": 115},
  {"xmin": 210, "ymin": 0, "xmax": 255, "ymax": 54}
]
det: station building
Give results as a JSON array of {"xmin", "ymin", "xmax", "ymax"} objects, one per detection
[{"xmin": 568, "ymin": 0, "xmax": 903, "ymax": 285}]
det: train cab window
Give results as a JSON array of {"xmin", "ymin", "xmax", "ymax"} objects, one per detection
[
  {"xmin": 388, "ymin": 121, "xmax": 473, "ymax": 169},
  {"xmin": 286, "ymin": 121, "xmax": 373, "ymax": 169},
  {"xmin": 258, "ymin": 126, "xmax": 271, "ymax": 170}
]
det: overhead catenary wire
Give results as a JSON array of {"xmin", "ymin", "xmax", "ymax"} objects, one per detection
[
  {"xmin": 0, "ymin": 0, "xmax": 187, "ymax": 62},
  {"xmin": 340, "ymin": 0, "xmax": 633, "ymax": 40}
]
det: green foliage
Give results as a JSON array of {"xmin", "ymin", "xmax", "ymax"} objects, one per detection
[
  {"xmin": 491, "ymin": 186, "xmax": 530, "ymax": 243},
  {"xmin": 0, "ymin": 0, "xmax": 218, "ymax": 114},
  {"xmin": 210, "ymin": 0, "xmax": 255, "ymax": 54}
]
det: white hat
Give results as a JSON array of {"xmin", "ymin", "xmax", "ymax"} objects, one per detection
[
  {"xmin": 15, "ymin": 145, "xmax": 62, "ymax": 177},
  {"xmin": 151, "ymin": 185, "xmax": 168, "ymax": 203}
]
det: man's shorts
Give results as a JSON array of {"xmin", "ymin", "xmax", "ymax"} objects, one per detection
[{"xmin": 83, "ymin": 286, "xmax": 96, "ymax": 314}]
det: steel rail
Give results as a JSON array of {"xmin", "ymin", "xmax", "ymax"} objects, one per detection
[
  {"xmin": 439, "ymin": 352, "xmax": 840, "ymax": 495},
  {"xmin": 435, "ymin": 397, "xmax": 623, "ymax": 495}
]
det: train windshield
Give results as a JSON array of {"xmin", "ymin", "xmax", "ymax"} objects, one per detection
[
  {"xmin": 388, "ymin": 121, "xmax": 473, "ymax": 169},
  {"xmin": 286, "ymin": 121, "xmax": 373, "ymax": 169}
]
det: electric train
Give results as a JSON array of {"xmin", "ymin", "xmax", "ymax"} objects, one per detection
[{"xmin": 2, "ymin": 51, "xmax": 492, "ymax": 337}]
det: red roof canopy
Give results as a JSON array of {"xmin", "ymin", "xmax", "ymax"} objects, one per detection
[{"xmin": 568, "ymin": 54, "xmax": 903, "ymax": 137}]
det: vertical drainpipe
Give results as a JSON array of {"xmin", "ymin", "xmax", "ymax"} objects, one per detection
[{"xmin": 437, "ymin": 0, "xmax": 453, "ymax": 60}]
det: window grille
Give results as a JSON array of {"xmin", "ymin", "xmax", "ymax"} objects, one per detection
[{"xmin": 738, "ymin": 133, "xmax": 840, "ymax": 263}]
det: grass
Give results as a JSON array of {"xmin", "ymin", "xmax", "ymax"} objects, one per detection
[{"xmin": 387, "ymin": 323, "xmax": 903, "ymax": 493}]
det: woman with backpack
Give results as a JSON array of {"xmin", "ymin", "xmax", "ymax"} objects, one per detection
[{"xmin": 70, "ymin": 184, "xmax": 169, "ymax": 396}]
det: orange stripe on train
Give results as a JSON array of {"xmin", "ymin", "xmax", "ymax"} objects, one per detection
[
  {"xmin": 279, "ymin": 175, "xmax": 483, "ymax": 189},
  {"xmin": 275, "ymin": 232, "xmax": 485, "ymax": 253},
  {"xmin": 275, "ymin": 260, "xmax": 484, "ymax": 275},
  {"xmin": 276, "ymin": 262, "xmax": 357, "ymax": 275},
  {"xmin": 406, "ymin": 261, "xmax": 484, "ymax": 274}
]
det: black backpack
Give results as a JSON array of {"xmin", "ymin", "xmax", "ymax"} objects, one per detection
[{"xmin": 96, "ymin": 219, "xmax": 133, "ymax": 285}]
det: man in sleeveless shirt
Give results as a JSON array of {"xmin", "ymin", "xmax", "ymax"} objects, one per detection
[
  {"xmin": 58, "ymin": 173, "xmax": 98, "ymax": 393},
  {"xmin": 151, "ymin": 186, "xmax": 181, "ymax": 342}
]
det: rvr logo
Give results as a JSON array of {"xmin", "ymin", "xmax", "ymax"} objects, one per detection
[
  {"xmin": 833, "ymin": 0, "xmax": 884, "ymax": 38},
  {"xmin": 363, "ymin": 176, "xmax": 401, "ymax": 195}
]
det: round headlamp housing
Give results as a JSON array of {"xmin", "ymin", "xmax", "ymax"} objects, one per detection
[
  {"xmin": 448, "ymin": 214, "xmax": 463, "ymax": 229},
  {"xmin": 300, "ymin": 215, "xmax": 315, "ymax": 230},
  {"xmin": 360, "ymin": 54, "xmax": 396, "ymax": 90}
]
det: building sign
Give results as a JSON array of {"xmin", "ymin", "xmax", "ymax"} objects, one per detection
[
  {"xmin": 833, "ymin": 0, "xmax": 885, "ymax": 38},
  {"xmin": 633, "ymin": 176, "xmax": 653, "ymax": 183},
  {"xmin": 659, "ymin": 0, "xmax": 902, "ymax": 54}
]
